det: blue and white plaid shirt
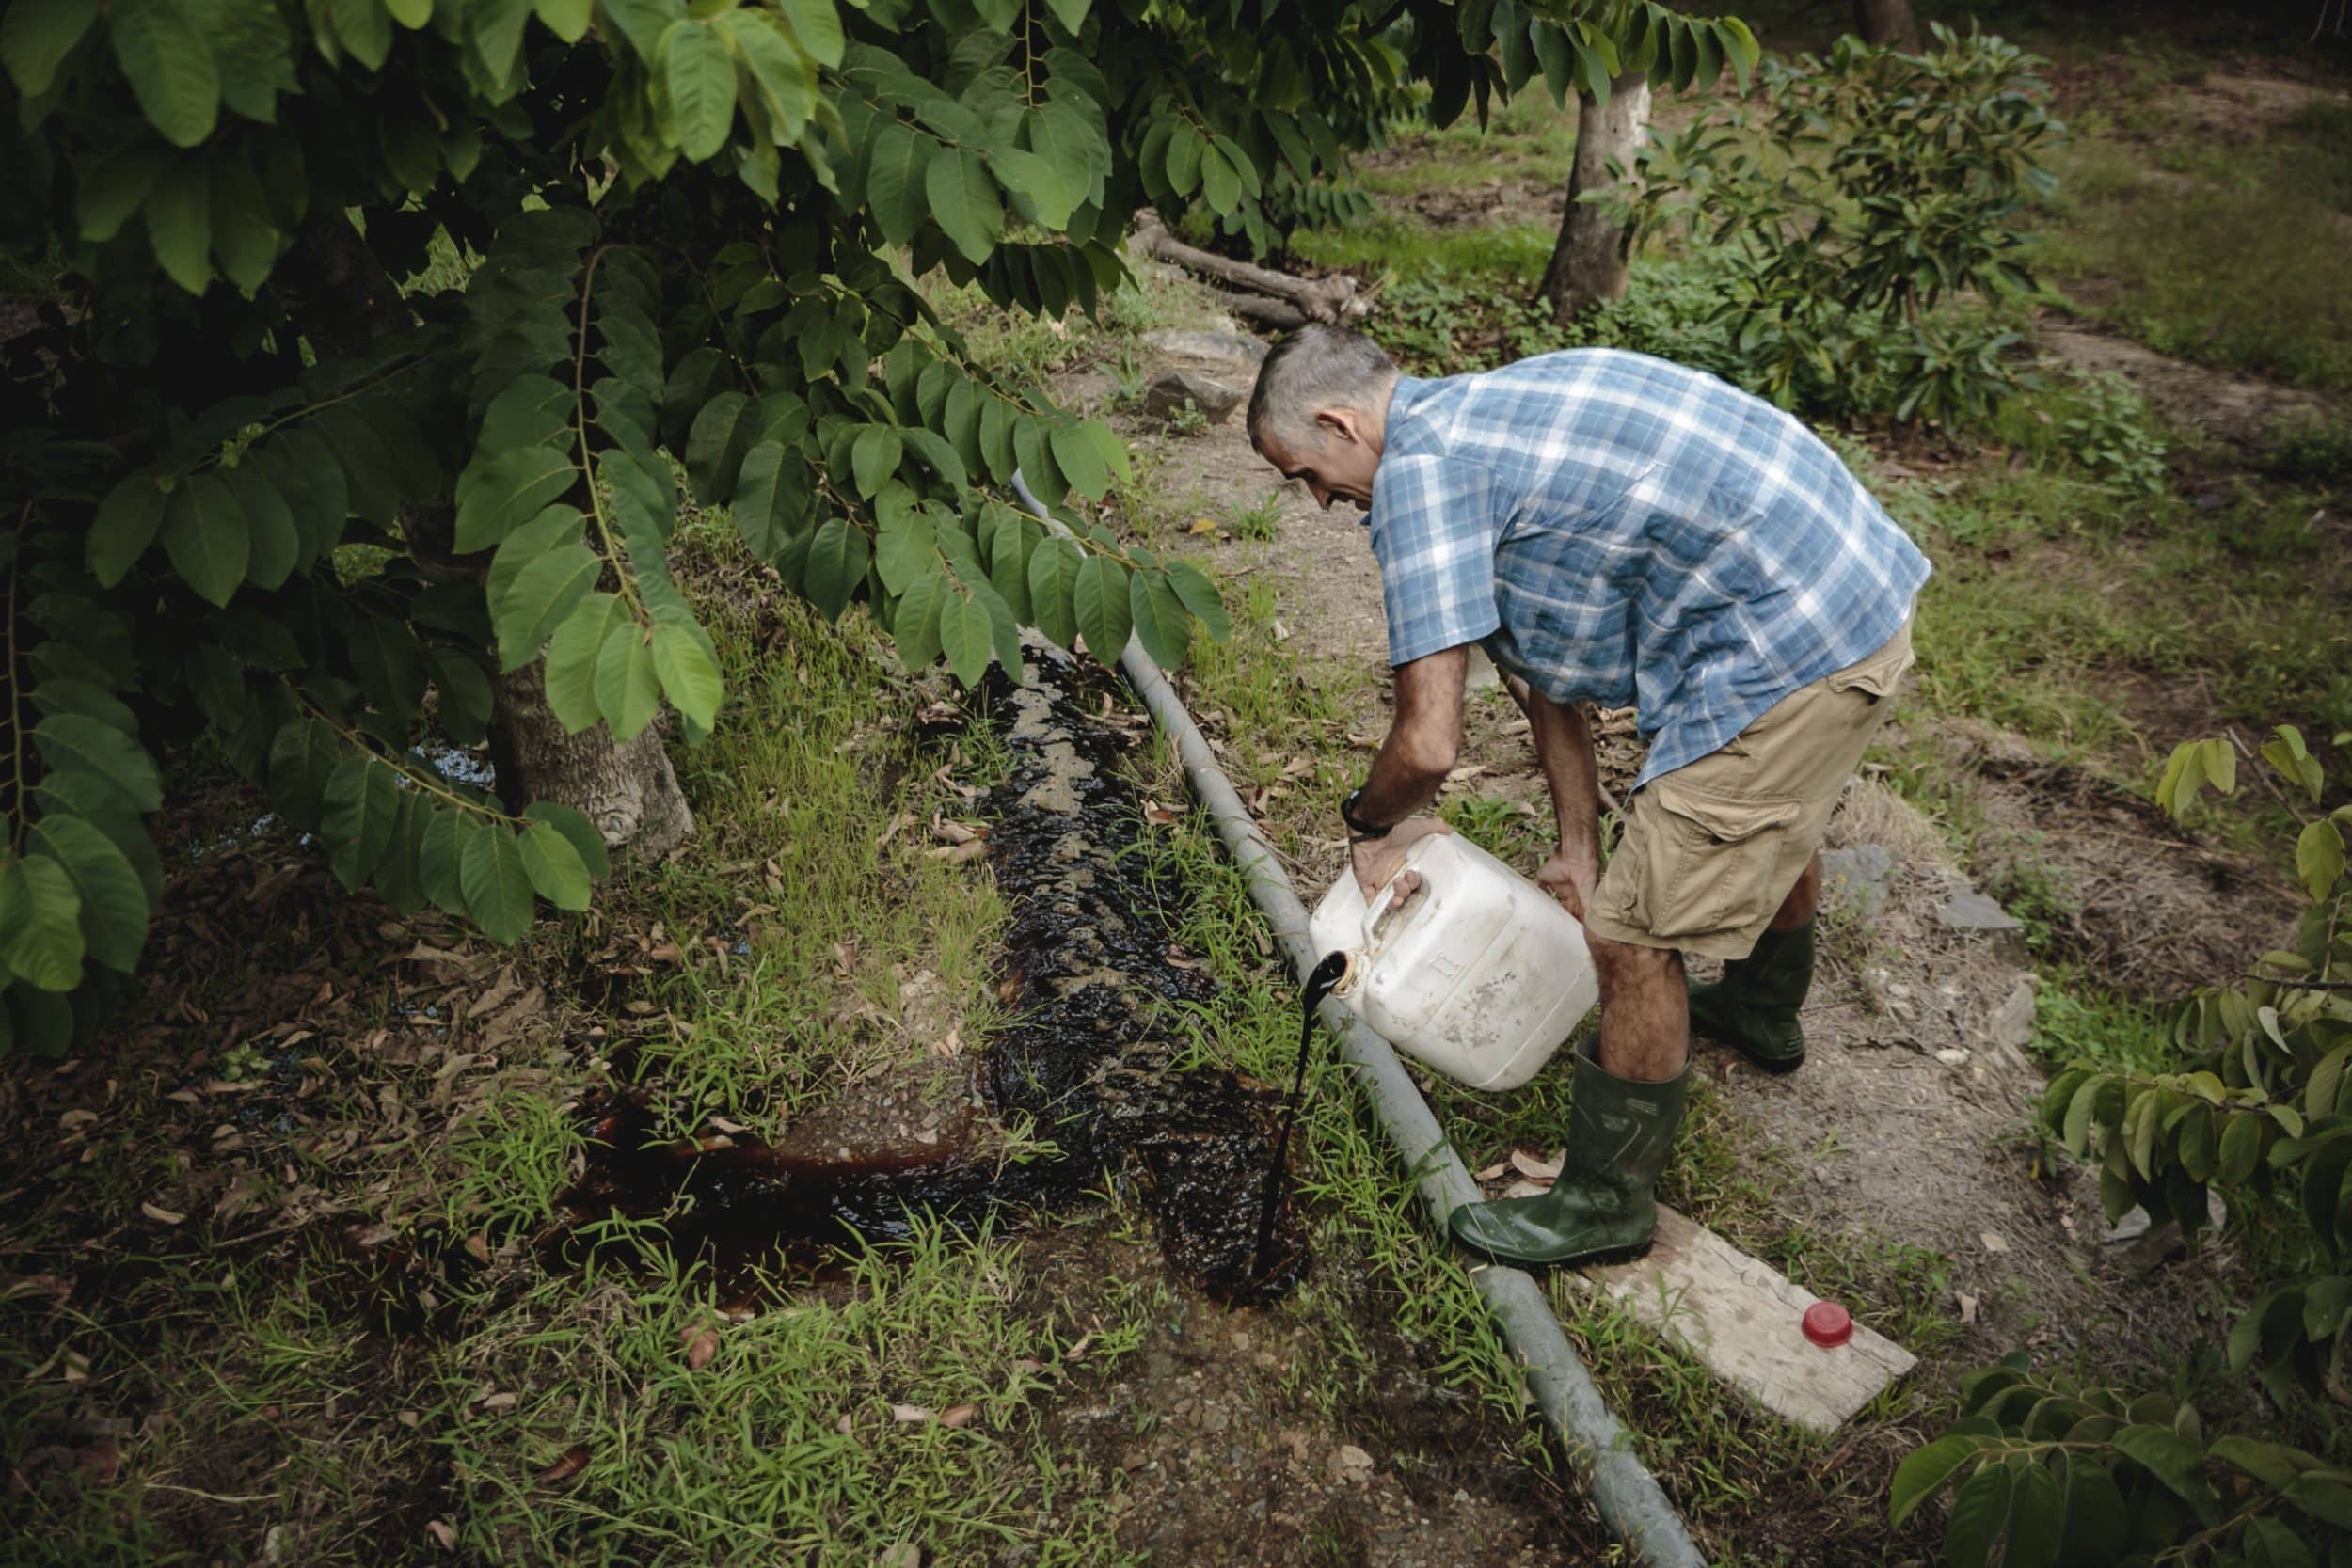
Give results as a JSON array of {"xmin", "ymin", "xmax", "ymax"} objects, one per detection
[{"xmin": 1368, "ymin": 349, "xmax": 1931, "ymax": 787}]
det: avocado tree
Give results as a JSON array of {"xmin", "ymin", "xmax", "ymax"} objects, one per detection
[{"xmin": 0, "ymin": 0, "xmax": 1753, "ymax": 1057}]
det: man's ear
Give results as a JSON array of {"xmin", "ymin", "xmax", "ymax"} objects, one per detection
[{"xmin": 1314, "ymin": 406, "xmax": 1360, "ymax": 445}]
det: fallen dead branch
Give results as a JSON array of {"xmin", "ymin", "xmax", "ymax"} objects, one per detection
[{"xmin": 1131, "ymin": 211, "xmax": 1371, "ymax": 326}]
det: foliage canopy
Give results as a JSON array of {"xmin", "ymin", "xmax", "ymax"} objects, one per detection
[{"xmin": 0, "ymin": 0, "xmax": 1755, "ymax": 1053}]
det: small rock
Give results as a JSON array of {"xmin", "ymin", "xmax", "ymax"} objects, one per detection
[
  {"xmin": 1144, "ymin": 369, "xmax": 1246, "ymax": 425},
  {"xmin": 1331, "ymin": 1444, "xmax": 1375, "ymax": 1483},
  {"xmin": 1984, "ymin": 978, "xmax": 2037, "ymax": 1056},
  {"xmin": 1143, "ymin": 327, "xmax": 1268, "ymax": 368},
  {"xmin": 1820, "ymin": 844, "xmax": 1897, "ymax": 923},
  {"xmin": 1936, "ymin": 887, "xmax": 2028, "ymax": 962},
  {"xmin": 1933, "ymin": 1048, "xmax": 1971, "ymax": 1067},
  {"xmin": 2105, "ymin": 1190, "xmax": 2227, "ymax": 1244}
]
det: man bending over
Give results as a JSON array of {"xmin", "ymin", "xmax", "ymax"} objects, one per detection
[{"xmin": 1248, "ymin": 326, "xmax": 1930, "ymax": 1268}]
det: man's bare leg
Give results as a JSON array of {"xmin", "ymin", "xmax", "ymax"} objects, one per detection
[{"xmin": 1588, "ymin": 935, "xmax": 1687, "ymax": 1083}]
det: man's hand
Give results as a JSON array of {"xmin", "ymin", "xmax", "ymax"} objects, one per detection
[
  {"xmin": 1352, "ymin": 816, "xmax": 1453, "ymax": 904},
  {"xmin": 1535, "ymin": 843, "xmax": 1600, "ymax": 924}
]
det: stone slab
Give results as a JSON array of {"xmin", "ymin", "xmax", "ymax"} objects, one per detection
[
  {"xmin": 1820, "ymin": 844, "xmax": 1896, "ymax": 923},
  {"xmin": 1566, "ymin": 1204, "xmax": 1917, "ymax": 1435},
  {"xmin": 1144, "ymin": 368, "xmax": 1246, "ymax": 424}
]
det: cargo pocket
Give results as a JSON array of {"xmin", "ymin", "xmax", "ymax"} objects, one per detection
[
  {"xmin": 1825, "ymin": 624, "xmax": 1916, "ymax": 703},
  {"xmin": 1641, "ymin": 786, "xmax": 1804, "ymax": 942}
]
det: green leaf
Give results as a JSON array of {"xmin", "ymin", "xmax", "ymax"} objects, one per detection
[
  {"xmin": 545, "ymin": 592, "xmax": 628, "ymax": 732},
  {"xmin": 145, "ymin": 165, "xmax": 212, "ymax": 294},
  {"xmin": 890, "ymin": 571, "xmax": 946, "ymax": 670},
  {"xmin": 0, "ymin": 858, "xmax": 84, "ymax": 992},
  {"xmin": 2243, "ymin": 1515, "xmax": 2316, "ymax": 1568},
  {"xmin": 1026, "ymin": 535, "xmax": 1082, "ymax": 647},
  {"xmin": 1129, "ymin": 568, "xmax": 1191, "ymax": 670},
  {"xmin": 1165, "ymin": 561, "xmax": 1230, "ymax": 643},
  {"xmin": 1889, "ymin": 1435, "xmax": 1989, "ymax": 1527},
  {"xmin": 1072, "ymin": 555, "xmax": 1131, "ymax": 663},
  {"xmin": 228, "ymin": 463, "xmax": 299, "ymax": 590},
  {"xmin": 486, "ymin": 505, "xmax": 587, "ymax": 616},
  {"xmin": 477, "ymin": 375, "xmax": 573, "ymax": 456},
  {"xmin": 496, "ymin": 543, "xmax": 603, "ymax": 670},
  {"xmin": 1200, "ymin": 143, "xmax": 1239, "ymax": 212},
  {"xmin": 649, "ymin": 620, "xmax": 722, "ymax": 729},
  {"xmin": 851, "ymin": 425, "xmax": 903, "ymax": 499},
  {"xmin": 937, "ymin": 583, "xmax": 994, "ymax": 687},
  {"xmin": 659, "ymin": 19, "xmax": 735, "ymax": 161},
  {"xmin": 518, "ymin": 819, "xmax": 593, "ymax": 911},
  {"xmin": 418, "ymin": 807, "xmax": 477, "ymax": 917},
  {"xmin": 1943, "ymin": 1459, "xmax": 2012, "ymax": 1568},
  {"xmin": 28, "ymin": 816, "xmax": 150, "ymax": 974},
  {"xmin": 521, "ymin": 800, "xmax": 610, "ymax": 879},
  {"xmin": 87, "ymin": 475, "xmax": 168, "ymax": 586},
  {"xmin": 2296, "ymin": 819, "xmax": 2344, "ymax": 902},
  {"xmin": 926, "ymin": 147, "xmax": 1004, "ymax": 265},
  {"xmin": 533, "ymin": 0, "xmax": 591, "ymax": 41},
  {"xmin": 111, "ymin": 0, "xmax": 219, "ymax": 148},
  {"xmin": 2219, "ymin": 1111, "xmax": 2263, "ymax": 1186},
  {"xmin": 803, "ymin": 516, "xmax": 871, "ymax": 622},
  {"xmin": 455, "ymin": 447, "xmax": 578, "ymax": 552},
  {"xmin": 875, "ymin": 503, "xmax": 936, "ymax": 594},
  {"xmin": 729, "ymin": 11, "xmax": 815, "ymax": 134},
  {"xmin": 320, "ymin": 754, "xmax": 402, "ymax": 893},
  {"xmin": 2111, "ymin": 1425, "xmax": 2220, "ymax": 1527},
  {"xmin": 373, "ymin": 791, "xmax": 427, "ymax": 914},
  {"xmin": 1041, "ymin": 0, "xmax": 1088, "ymax": 32},
  {"xmin": 899, "ymin": 427, "xmax": 967, "ymax": 493},
  {"xmin": 988, "ymin": 144, "xmax": 1078, "ymax": 230},
  {"xmin": 1050, "ymin": 421, "xmax": 1111, "ymax": 499},
  {"xmin": 1, "ymin": 0, "xmax": 97, "ymax": 95},
  {"xmin": 866, "ymin": 121, "xmax": 933, "ymax": 247},
  {"xmin": 593, "ymin": 618, "xmax": 661, "ymax": 742},
  {"xmin": 159, "ymin": 472, "xmax": 247, "ymax": 605},
  {"xmin": 778, "ymin": 0, "xmax": 841, "ymax": 65},
  {"xmin": 35, "ymin": 714, "xmax": 162, "ymax": 814},
  {"xmin": 684, "ymin": 391, "xmax": 749, "ymax": 503},
  {"xmin": 459, "ymin": 826, "xmax": 535, "ymax": 943}
]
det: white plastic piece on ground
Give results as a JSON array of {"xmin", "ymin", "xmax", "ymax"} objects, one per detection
[
  {"xmin": 1308, "ymin": 833, "xmax": 1598, "ymax": 1091},
  {"xmin": 1572, "ymin": 1206, "xmax": 1918, "ymax": 1435}
]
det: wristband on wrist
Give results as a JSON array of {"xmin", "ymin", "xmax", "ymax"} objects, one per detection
[{"xmin": 1342, "ymin": 787, "xmax": 1391, "ymax": 841}]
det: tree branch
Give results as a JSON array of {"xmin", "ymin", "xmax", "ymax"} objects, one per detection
[{"xmin": 1129, "ymin": 212, "xmax": 1369, "ymax": 325}]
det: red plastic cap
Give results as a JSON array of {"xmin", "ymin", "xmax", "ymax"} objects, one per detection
[{"xmin": 1802, "ymin": 1301, "xmax": 1853, "ymax": 1349}]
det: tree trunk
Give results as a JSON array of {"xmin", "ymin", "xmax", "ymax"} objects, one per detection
[
  {"xmin": 1853, "ymin": 0, "xmax": 1921, "ymax": 49},
  {"xmin": 284, "ymin": 211, "xmax": 698, "ymax": 862},
  {"xmin": 1536, "ymin": 75, "xmax": 1652, "ymax": 324},
  {"xmin": 489, "ymin": 662, "xmax": 695, "ymax": 862}
]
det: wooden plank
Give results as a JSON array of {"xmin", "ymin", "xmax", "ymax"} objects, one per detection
[{"xmin": 1565, "ymin": 1205, "xmax": 1916, "ymax": 1435}]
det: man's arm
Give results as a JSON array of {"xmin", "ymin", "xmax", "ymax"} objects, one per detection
[
  {"xmin": 1525, "ymin": 689, "xmax": 1603, "ymax": 920},
  {"xmin": 1346, "ymin": 647, "xmax": 1468, "ymax": 896}
]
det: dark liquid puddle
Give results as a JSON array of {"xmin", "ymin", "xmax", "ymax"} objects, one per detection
[{"xmin": 556, "ymin": 647, "xmax": 1325, "ymax": 1306}]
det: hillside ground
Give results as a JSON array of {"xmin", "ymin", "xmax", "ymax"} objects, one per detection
[{"xmin": 5, "ymin": 6, "xmax": 2348, "ymax": 1565}]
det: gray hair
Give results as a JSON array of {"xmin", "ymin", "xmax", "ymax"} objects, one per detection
[{"xmin": 1246, "ymin": 325, "xmax": 1397, "ymax": 452}]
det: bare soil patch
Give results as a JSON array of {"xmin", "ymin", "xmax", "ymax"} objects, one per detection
[{"xmin": 2034, "ymin": 314, "xmax": 2334, "ymax": 446}]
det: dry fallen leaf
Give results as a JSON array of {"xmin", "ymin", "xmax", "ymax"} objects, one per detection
[
  {"xmin": 1979, "ymin": 1231, "xmax": 2010, "ymax": 1254},
  {"xmin": 1142, "ymin": 800, "xmax": 1180, "ymax": 827},
  {"xmin": 424, "ymin": 1520, "xmax": 458, "ymax": 1551},
  {"xmin": 939, "ymin": 1402, "xmax": 977, "ymax": 1429},
  {"xmin": 1956, "ymin": 1292, "xmax": 1979, "ymax": 1325},
  {"xmin": 876, "ymin": 1544, "xmax": 921, "ymax": 1568},
  {"xmin": 891, "ymin": 1402, "xmax": 933, "ymax": 1424},
  {"xmin": 707, "ymin": 1116, "xmax": 750, "ymax": 1135},
  {"xmin": 1508, "ymin": 1148, "xmax": 1565, "ymax": 1181},
  {"xmin": 681, "ymin": 1323, "xmax": 720, "ymax": 1371},
  {"xmin": 1474, "ymin": 1159, "xmax": 1511, "ymax": 1182},
  {"xmin": 1063, "ymin": 1334, "xmax": 1093, "ymax": 1363},
  {"xmin": 925, "ymin": 840, "xmax": 988, "ymax": 865},
  {"xmin": 464, "ymin": 1234, "xmax": 491, "ymax": 1264},
  {"xmin": 537, "ymin": 1444, "xmax": 591, "ymax": 1484},
  {"xmin": 1500, "ymin": 1179, "xmax": 1551, "ymax": 1199},
  {"xmin": 140, "ymin": 1202, "xmax": 185, "ymax": 1226}
]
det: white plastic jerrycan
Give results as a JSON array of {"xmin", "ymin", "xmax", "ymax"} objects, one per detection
[{"xmin": 1308, "ymin": 832, "xmax": 1598, "ymax": 1091}]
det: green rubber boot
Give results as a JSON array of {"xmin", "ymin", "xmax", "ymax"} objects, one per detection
[
  {"xmin": 1687, "ymin": 917, "xmax": 1816, "ymax": 1074},
  {"xmin": 1447, "ymin": 1047, "xmax": 1689, "ymax": 1267}
]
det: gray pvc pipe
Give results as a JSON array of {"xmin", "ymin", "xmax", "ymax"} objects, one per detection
[{"xmin": 1009, "ymin": 475, "xmax": 1706, "ymax": 1568}]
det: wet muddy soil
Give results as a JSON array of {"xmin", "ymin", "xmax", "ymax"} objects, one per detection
[{"xmin": 560, "ymin": 644, "xmax": 1319, "ymax": 1302}]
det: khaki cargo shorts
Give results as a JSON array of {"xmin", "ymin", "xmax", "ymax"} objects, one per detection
[{"xmin": 1582, "ymin": 620, "xmax": 1915, "ymax": 961}]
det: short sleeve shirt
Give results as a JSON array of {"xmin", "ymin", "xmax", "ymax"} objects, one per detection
[{"xmin": 1365, "ymin": 349, "xmax": 1932, "ymax": 787}]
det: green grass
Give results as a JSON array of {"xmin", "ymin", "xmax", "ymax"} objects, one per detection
[
  {"xmin": 431, "ymin": 1222, "xmax": 1143, "ymax": 1565},
  {"xmin": 2034, "ymin": 103, "xmax": 2352, "ymax": 389}
]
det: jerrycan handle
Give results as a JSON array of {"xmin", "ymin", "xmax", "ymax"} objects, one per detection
[{"xmin": 1360, "ymin": 861, "xmax": 1426, "ymax": 943}]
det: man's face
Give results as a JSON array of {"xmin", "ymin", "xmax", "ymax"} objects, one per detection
[{"xmin": 1258, "ymin": 409, "xmax": 1381, "ymax": 513}]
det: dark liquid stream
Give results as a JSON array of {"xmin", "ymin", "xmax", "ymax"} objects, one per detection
[
  {"xmin": 556, "ymin": 648, "xmax": 1321, "ymax": 1304},
  {"xmin": 1249, "ymin": 953, "xmax": 1351, "ymax": 1278}
]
